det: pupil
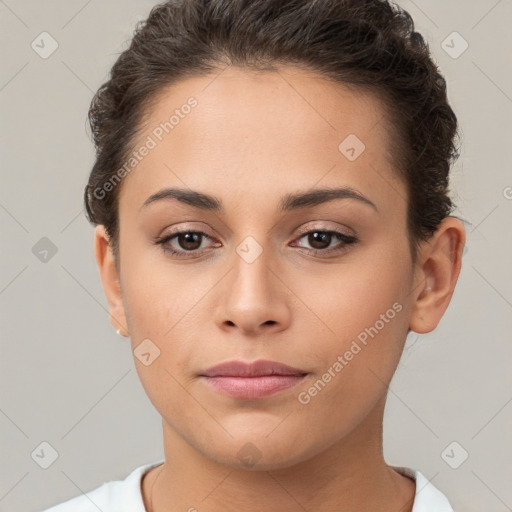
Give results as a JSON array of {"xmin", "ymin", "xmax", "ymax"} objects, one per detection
[
  {"xmin": 309, "ymin": 232, "xmax": 330, "ymax": 249},
  {"xmin": 180, "ymin": 232, "xmax": 201, "ymax": 250}
]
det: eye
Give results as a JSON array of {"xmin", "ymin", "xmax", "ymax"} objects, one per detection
[
  {"xmin": 292, "ymin": 229, "xmax": 358, "ymax": 256},
  {"xmin": 155, "ymin": 230, "xmax": 217, "ymax": 258},
  {"xmin": 155, "ymin": 227, "xmax": 358, "ymax": 258}
]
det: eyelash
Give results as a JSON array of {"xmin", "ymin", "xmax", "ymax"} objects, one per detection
[{"xmin": 155, "ymin": 228, "xmax": 358, "ymax": 258}]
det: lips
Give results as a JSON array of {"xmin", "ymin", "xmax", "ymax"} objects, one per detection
[
  {"xmin": 199, "ymin": 359, "xmax": 309, "ymax": 400},
  {"xmin": 200, "ymin": 359, "xmax": 308, "ymax": 377}
]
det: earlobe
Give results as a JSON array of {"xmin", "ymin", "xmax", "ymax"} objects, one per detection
[
  {"xmin": 409, "ymin": 217, "xmax": 466, "ymax": 334},
  {"xmin": 94, "ymin": 225, "xmax": 130, "ymax": 337}
]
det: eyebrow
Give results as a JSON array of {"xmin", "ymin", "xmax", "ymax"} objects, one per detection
[{"xmin": 140, "ymin": 186, "xmax": 379, "ymax": 213}]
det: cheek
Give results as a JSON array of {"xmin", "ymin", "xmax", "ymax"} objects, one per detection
[
  {"xmin": 118, "ymin": 247, "xmax": 205, "ymax": 402},
  {"xmin": 292, "ymin": 239, "xmax": 412, "ymax": 402},
  {"xmin": 292, "ymin": 239, "xmax": 411, "ymax": 344},
  {"xmin": 120, "ymin": 239, "xmax": 200, "ymax": 336},
  {"xmin": 292, "ymin": 288, "xmax": 409, "ymax": 448}
]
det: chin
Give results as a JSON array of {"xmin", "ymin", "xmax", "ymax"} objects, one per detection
[{"xmin": 200, "ymin": 433, "xmax": 317, "ymax": 472}]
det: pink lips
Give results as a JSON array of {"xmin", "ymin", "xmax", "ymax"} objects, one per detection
[{"xmin": 199, "ymin": 359, "xmax": 308, "ymax": 399}]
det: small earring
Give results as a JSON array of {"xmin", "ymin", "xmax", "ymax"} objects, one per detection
[
  {"xmin": 116, "ymin": 329, "xmax": 121, "ymax": 336},
  {"xmin": 424, "ymin": 286, "xmax": 432, "ymax": 292}
]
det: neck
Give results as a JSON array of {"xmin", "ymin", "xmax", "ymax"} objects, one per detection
[{"xmin": 143, "ymin": 395, "xmax": 415, "ymax": 512}]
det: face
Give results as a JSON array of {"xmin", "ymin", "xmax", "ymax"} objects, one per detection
[{"xmin": 97, "ymin": 66, "xmax": 429, "ymax": 470}]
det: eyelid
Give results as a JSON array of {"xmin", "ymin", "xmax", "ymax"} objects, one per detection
[
  {"xmin": 157, "ymin": 222, "xmax": 214, "ymax": 238},
  {"xmin": 157, "ymin": 221, "xmax": 355, "ymax": 244},
  {"xmin": 295, "ymin": 221, "xmax": 356, "ymax": 238}
]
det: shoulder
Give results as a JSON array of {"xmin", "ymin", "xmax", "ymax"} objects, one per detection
[
  {"xmin": 393, "ymin": 466, "xmax": 455, "ymax": 511},
  {"xmin": 39, "ymin": 459, "xmax": 165, "ymax": 512}
]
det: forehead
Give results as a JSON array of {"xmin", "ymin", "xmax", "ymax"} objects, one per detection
[{"xmin": 120, "ymin": 65, "xmax": 405, "ymax": 218}]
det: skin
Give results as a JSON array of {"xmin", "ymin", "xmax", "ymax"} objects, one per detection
[{"xmin": 94, "ymin": 65, "xmax": 465, "ymax": 512}]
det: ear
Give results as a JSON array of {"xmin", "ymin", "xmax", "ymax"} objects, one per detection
[
  {"xmin": 409, "ymin": 216, "xmax": 466, "ymax": 334},
  {"xmin": 94, "ymin": 225, "xmax": 130, "ymax": 337}
]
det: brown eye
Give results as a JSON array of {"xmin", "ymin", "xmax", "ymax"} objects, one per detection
[
  {"xmin": 176, "ymin": 232, "xmax": 203, "ymax": 251},
  {"xmin": 307, "ymin": 231, "xmax": 332, "ymax": 250},
  {"xmin": 294, "ymin": 229, "xmax": 358, "ymax": 256},
  {"xmin": 156, "ymin": 230, "xmax": 215, "ymax": 257}
]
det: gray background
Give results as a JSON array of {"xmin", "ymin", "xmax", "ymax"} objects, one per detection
[{"xmin": 1, "ymin": 1, "xmax": 511, "ymax": 511}]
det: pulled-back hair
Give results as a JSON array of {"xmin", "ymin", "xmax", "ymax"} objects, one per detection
[{"xmin": 84, "ymin": 0, "xmax": 460, "ymax": 265}]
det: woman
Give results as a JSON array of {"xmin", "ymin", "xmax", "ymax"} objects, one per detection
[{"xmin": 42, "ymin": 0, "xmax": 465, "ymax": 510}]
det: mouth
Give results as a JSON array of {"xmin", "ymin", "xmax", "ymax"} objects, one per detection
[{"xmin": 199, "ymin": 359, "xmax": 309, "ymax": 400}]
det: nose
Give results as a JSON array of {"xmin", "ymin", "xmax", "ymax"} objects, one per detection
[{"xmin": 214, "ymin": 248, "xmax": 291, "ymax": 336}]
